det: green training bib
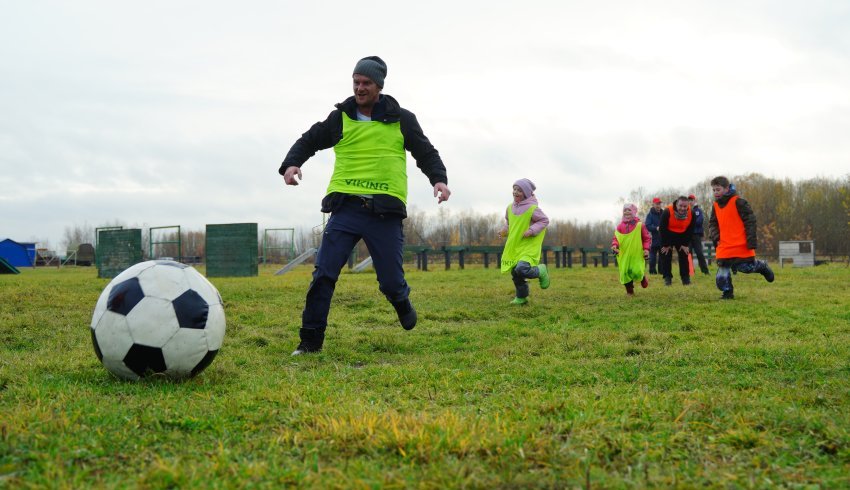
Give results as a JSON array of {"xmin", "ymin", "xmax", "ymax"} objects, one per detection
[
  {"xmin": 501, "ymin": 205, "xmax": 546, "ymax": 273},
  {"xmin": 614, "ymin": 222, "xmax": 646, "ymax": 284},
  {"xmin": 328, "ymin": 112, "xmax": 408, "ymax": 203}
]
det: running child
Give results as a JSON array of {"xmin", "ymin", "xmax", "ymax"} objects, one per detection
[
  {"xmin": 611, "ymin": 203, "xmax": 651, "ymax": 296},
  {"xmin": 707, "ymin": 176, "xmax": 775, "ymax": 299},
  {"xmin": 498, "ymin": 178, "xmax": 550, "ymax": 305}
]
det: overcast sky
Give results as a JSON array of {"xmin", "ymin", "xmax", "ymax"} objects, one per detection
[{"xmin": 2, "ymin": 1, "xmax": 849, "ymax": 249}]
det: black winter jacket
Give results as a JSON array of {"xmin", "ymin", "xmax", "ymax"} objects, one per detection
[
  {"xmin": 644, "ymin": 208, "xmax": 662, "ymax": 247},
  {"xmin": 279, "ymin": 95, "xmax": 447, "ymax": 218},
  {"xmin": 692, "ymin": 204, "xmax": 705, "ymax": 236}
]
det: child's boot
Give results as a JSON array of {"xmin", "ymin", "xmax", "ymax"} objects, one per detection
[
  {"xmin": 640, "ymin": 276, "xmax": 648, "ymax": 288},
  {"xmin": 510, "ymin": 297, "xmax": 529, "ymax": 305},
  {"xmin": 537, "ymin": 264, "xmax": 550, "ymax": 289},
  {"xmin": 757, "ymin": 260, "xmax": 775, "ymax": 283},
  {"xmin": 625, "ymin": 283, "xmax": 635, "ymax": 296}
]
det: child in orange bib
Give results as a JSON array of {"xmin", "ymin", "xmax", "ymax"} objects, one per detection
[{"xmin": 707, "ymin": 176, "xmax": 775, "ymax": 299}]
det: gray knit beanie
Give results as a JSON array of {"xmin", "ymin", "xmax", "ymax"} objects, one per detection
[
  {"xmin": 514, "ymin": 178, "xmax": 536, "ymax": 199},
  {"xmin": 353, "ymin": 56, "xmax": 387, "ymax": 87}
]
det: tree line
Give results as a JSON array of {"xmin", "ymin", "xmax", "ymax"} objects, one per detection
[{"xmin": 62, "ymin": 173, "xmax": 849, "ymax": 261}]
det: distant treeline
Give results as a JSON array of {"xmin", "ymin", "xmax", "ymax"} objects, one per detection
[{"xmin": 62, "ymin": 173, "xmax": 849, "ymax": 261}]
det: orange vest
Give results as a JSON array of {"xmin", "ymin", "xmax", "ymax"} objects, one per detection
[
  {"xmin": 666, "ymin": 205, "xmax": 692, "ymax": 234},
  {"xmin": 713, "ymin": 195, "xmax": 756, "ymax": 259}
]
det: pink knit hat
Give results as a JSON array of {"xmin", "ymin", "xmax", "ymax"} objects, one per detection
[{"xmin": 513, "ymin": 178, "xmax": 536, "ymax": 199}]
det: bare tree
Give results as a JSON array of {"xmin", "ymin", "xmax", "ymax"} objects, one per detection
[{"xmin": 62, "ymin": 222, "xmax": 95, "ymax": 252}]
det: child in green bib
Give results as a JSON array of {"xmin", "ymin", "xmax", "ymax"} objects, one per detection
[
  {"xmin": 497, "ymin": 179, "xmax": 550, "ymax": 305},
  {"xmin": 611, "ymin": 203, "xmax": 651, "ymax": 296}
]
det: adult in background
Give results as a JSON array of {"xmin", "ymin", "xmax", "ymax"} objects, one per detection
[
  {"xmin": 689, "ymin": 194, "xmax": 710, "ymax": 275},
  {"xmin": 279, "ymin": 56, "xmax": 451, "ymax": 355},
  {"xmin": 644, "ymin": 197, "xmax": 663, "ymax": 274},
  {"xmin": 659, "ymin": 196, "xmax": 695, "ymax": 286}
]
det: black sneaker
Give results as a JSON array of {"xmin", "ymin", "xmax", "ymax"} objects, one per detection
[
  {"xmin": 664, "ymin": 278, "xmax": 672, "ymax": 286},
  {"xmin": 721, "ymin": 290, "xmax": 734, "ymax": 300},
  {"xmin": 761, "ymin": 263, "xmax": 775, "ymax": 283},
  {"xmin": 291, "ymin": 341, "xmax": 322, "ymax": 356},
  {"xmin": 392, "ymin": 299, "xmax": 417, "ymax": 330}
]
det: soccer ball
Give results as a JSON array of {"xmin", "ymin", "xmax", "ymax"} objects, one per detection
[{"xmin": 90, "ymin": 260, "xmax": 226, "ymax": 380}]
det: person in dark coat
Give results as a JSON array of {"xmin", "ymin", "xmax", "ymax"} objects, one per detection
[
  {"xmin": 279, "ymin": 56, "xmax": 451, "ymax": 355},
  {"xmin": 644, "ymin": 197, "xmax": 663, "ymax": 274}
]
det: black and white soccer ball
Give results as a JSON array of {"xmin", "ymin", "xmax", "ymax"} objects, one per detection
[{"xmin": 90, "ymin": 260, "xmax": 226, "ymax": 380}]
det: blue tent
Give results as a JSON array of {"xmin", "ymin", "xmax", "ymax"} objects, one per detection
[{"xmin": 0, "ymin": 238, "xmax": 36, "ymax": 267}]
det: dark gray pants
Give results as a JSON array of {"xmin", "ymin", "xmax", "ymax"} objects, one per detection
[
  {"xmin": 511, "ymin": 261, "xmax": 540, "ymax": 298},
  {"xmin": 301, "ymin": 199, "xmax": 409, "ymax": 345}
]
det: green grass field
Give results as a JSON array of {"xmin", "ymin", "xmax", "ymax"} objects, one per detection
[{"xmin": 2, "ymin": 262, "xmax": 849, "ymax": 488}]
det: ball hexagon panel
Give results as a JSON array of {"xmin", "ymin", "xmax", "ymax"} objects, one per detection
[
  {"xmin": 153, "ymin": 260, "xmax": 188, "ymax": 269},
  {"xmin": 91, "ymin": 289, "xmax": 110, "ymax": 329},
  {"xmin": 93, "ymin": 311, "xmax": 134, "ymax": 360},
  {"xmin": 107, "ymin": 277, "xmax": 145, "ymax": 316},
  {"xmin": 162, "ymin": 328, "xmax": 210, "ymax": 376},
  {"xmin": 137, "ymin": 262, "xmax": 191, "ymax": 301},
  {"xmin": 172, "ymin": 289, "xmax": 209, "ymax": 329},
  {"xmin": 125, "ymin": 296, "xmax": 180, "ymax": 347},
  {"xmin": 92, "ymin": 312, "xmax": 140, "ymax": 380},
  {"xmin": 111, "ymin": 260, "xmax": 158, "ymax": 284},
  {"xmin": 103, "ymin": 356, "xmax": 143, "ymax": 381},
  {"xmin": 184, "ymin": 268, "xmax": 222, "ymax": 306},
  {"xmin": 205, "ymin": 303, "xmax": 226, "ymax": 351}
]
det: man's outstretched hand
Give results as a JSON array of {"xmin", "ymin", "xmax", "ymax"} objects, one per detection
[
  {"xmin": 434, "ymin": 183, "xmax": 451, "ymax": 204},
  {"xmin": 283, "ymin": 166, "xmax": 302, "ymax": 186}
]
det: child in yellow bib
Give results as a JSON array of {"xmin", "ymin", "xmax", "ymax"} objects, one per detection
[
  {"xmin": 498, "ymin": 179, "xmax": 550, "ymax": 305},
  {"xmin": 611, "ymin": 203, "xmax": 651, "ymax": 296}
]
